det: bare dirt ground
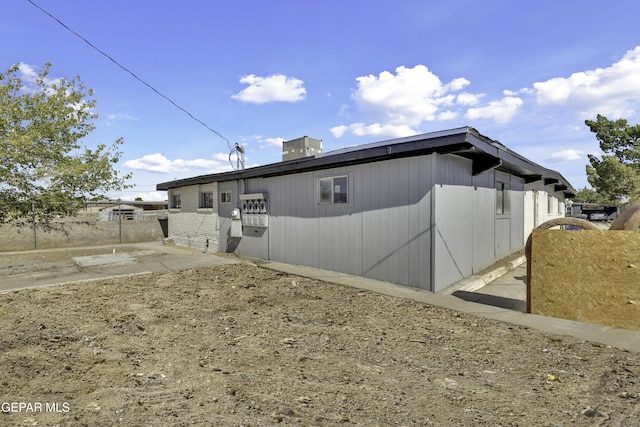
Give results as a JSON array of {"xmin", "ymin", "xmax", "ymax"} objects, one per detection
[{"xmin": 0, "ymin": 250, "xmax": 639, "ymax": 426}]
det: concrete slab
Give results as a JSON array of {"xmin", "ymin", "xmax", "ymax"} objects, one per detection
[
  {"xmin": 0, "ymin": 242, "xmax": 238, "ymax": 292},
  {"xmin": 441, "ymin": 254, "xmax": 527, "ymax": 312},
  {"xmin": 441, "ymin": 255, "xmax": 526, "ymax": 295},
  {"xmin": 479, "ymin": 265, "xmax": 527, "ymax": 301},
  {"xmin": 73, "ymin": 253, "xmax": 135, "ymax": 267}
]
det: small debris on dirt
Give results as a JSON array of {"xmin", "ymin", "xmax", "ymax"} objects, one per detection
[{"xmin": 0, "ymin": 255, "xmax": 638, "ymax": 425}]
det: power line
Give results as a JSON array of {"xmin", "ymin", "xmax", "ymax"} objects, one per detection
[{"xmin": 26, "ymin": 0, "xmax": 232, "ymax": 147}]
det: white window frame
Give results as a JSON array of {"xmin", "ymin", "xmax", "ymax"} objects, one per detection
[
  {"xmin": 318, "ymin": 175, "xmax": 349, "ymax": 205},
  {"xmin": 220, "ymin": 191, "xmax": 232, "ymax": 203},
  {"xmin": 199, "ymin": 191, "xmax": 214, "ymax": 209},
  {"xmin": 170, "ymin": 193, "xmax": 181, "ymax": 209}
]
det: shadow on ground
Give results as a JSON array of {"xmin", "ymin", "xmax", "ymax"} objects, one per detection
[{"xmin": 452, "ymin": 290, "xmax": 526, "ymax": 312}]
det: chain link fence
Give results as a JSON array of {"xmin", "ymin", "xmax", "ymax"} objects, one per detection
[{"xmin": 0, "ymin": 201, "xmax": 168, "ymax": 251}]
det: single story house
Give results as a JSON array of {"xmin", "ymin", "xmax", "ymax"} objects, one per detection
[
  {"xmin": 157, "ymin": 127, "xmax": 575, "ymax": 293},
  {"xmin": 96, "ymin": 202, "xmax": 169, "ymax": 221},
  {"xmin": 98, "ymin": 203, "xmax": 144, "ymax": 221}
]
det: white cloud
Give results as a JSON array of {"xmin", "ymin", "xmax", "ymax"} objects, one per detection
[
  {"xmin": 532, "ymin": 46, "xmax": 640, "ymax": 118},
  {"xmin": 17, "ymin": 63, "xmax": 62, "ymax": 88},
  {"xmin": 456, "ymin": 92, "xmax": 483, "ymax": 106},
  {"xmin": 448, "ymin": 77, "xmax": 471, "ymax": 91},
  {"xmin": 231, "ymin": 74, "xmax": 306, "ymax": 104},
  {"xmin": 124, "ymin": 153, "xmax": 233, "ymax": 174},
  {"xmin": 105, "ymin": 113, "xmax": 138, "ymax": 126},
  {"xmin": 333, "ymin": 65, "xmax": 519, "ymax": 139},
  {"xmin": 549, "ymin": 149, "xmax": 584, "ymax": 162},
  {"xmin": 437, "ymin": 110, "xmax": 459, "ymax": 120},
  {"xmin": 17, "ymin": 63, "xmax": 90, "ymax": 113},
  {"xmin": 240, "ymin": 134, "xmax": 285, "ymax": 149},
  {"xmin": 337, "ymin": 103, "xmax": 351, "ymax": 118},
  {"xmin": 329, "ymin": 125, "xmax": 349, "ymax": 138},
  {"xmin": 351, "ymin": 65, "xmax": 467, "ymax": 127},
  {"xmin": 136, "ymin": 191, "xmax": 167, "ymax": 202},
  {"xmin": 264, "ymin": 137, "xmax": 284, "ymax": 147},
  {"xmin": 330, "ymin": 122, "xmax": 417, "ymax": 139},
  {"xmin": 17, "ymin": 63, "xmax": 39, "ymax": 81},
  {"xmin": 466, "ymin": 96, "xmax": 523, "ymax": 124},
  {"xmin": 116, "ymin": 191, "xmax": 168, "ymax": 202}
]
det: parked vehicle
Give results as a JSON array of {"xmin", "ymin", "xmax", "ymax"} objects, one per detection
[
  {"xmin": 589, "ymin": 212, "xmax": 607, "ymax": 221},
  {"xmin": 566, "ymin": 213, "xmax": 588, "ymax": 230}
]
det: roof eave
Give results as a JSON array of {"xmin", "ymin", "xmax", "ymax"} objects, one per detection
[{"xmin": 156, "ymin": 127, "xmax": 576, "ymax": 195}]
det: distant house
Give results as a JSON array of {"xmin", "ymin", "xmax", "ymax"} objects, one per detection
[
  {"xmin": 84, "ymin": 201, "xmax": 168, "ymax": 221},
  {"xmin": 98, "ymin": 203, "xmax": 143, "ymax": 221},
  {"xmin": 157, "ymin": 127, "xmax": 574, "ymax": 292}
]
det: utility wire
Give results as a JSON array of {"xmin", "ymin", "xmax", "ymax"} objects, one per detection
[{"xmin": 26, "ymin": 0, "xmax": 232, "ymax": 148}]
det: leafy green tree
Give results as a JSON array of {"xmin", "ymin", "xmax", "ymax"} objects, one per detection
[
  {"xmin": 573, "ymin": 187, "xmax": 616, "ymax": 204},
  {"xmin": 585, "ymin": 114, "xmax": 640, "ymax": 202},
  {"xmin": 0, "ymin": 63, "xmax": 130, "ymax": 221}
]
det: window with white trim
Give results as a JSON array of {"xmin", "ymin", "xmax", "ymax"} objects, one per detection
[
  {"xmin": 199, "ymin": 192, "xmax": 214, "ymax": 209},
  {"xmin": 170, "ymin": 194, "xmax": 181, "ymax": 209},
  {"xmin": 220, "ymin": 191, "xmax": 232, "ymax": 203},
  {"xmin": 319, "ymin": 175, "xmax": 348, "ymax": 204}
]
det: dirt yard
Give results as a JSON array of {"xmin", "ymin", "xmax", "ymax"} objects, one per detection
[{"xmin": 0, "ymin": 251, "xmax": 639, "ymax": 426}]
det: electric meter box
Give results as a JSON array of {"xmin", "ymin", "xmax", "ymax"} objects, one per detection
[
  {"xmin": 230, "ymin": 220, "xmax": 242, "ymax": 237},
  {"xmin": 238, "ymin": 193, "xmax": 269, "ymax": 228}
]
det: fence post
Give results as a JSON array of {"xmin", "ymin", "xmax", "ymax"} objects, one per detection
[
  {"xmin": 32, "ymin": 201, "xmax": 36, "ymax": 249},
  {"xmin": 118, "ymin": 199, "xmax": 122, "ymax": 244}
]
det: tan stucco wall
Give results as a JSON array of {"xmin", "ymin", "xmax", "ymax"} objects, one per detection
[
  {"xmin": 529, "ymin": 229, "xmax": 640, "ymax": 331},
  {"xmin": 0, "ymin": 217, "xmax": 164, "ymax": 251}
]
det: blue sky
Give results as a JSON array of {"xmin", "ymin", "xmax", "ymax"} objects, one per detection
[{"xmin": 3, "ymin": 0, "xmax": 640, "ymax": 201}]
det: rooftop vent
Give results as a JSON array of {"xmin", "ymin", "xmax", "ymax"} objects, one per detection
[{"xmin": 282, "ymin": 136, "xmax": 322, "ymax": 161}]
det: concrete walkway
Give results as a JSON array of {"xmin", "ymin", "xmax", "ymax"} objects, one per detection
[
  {"xmin": 258, "ymin": 260, "xmax": 640, "ymax": 353},
  {"xmin": 450, "ymin": 264, "xmax": 528, "ymax": 312}
]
